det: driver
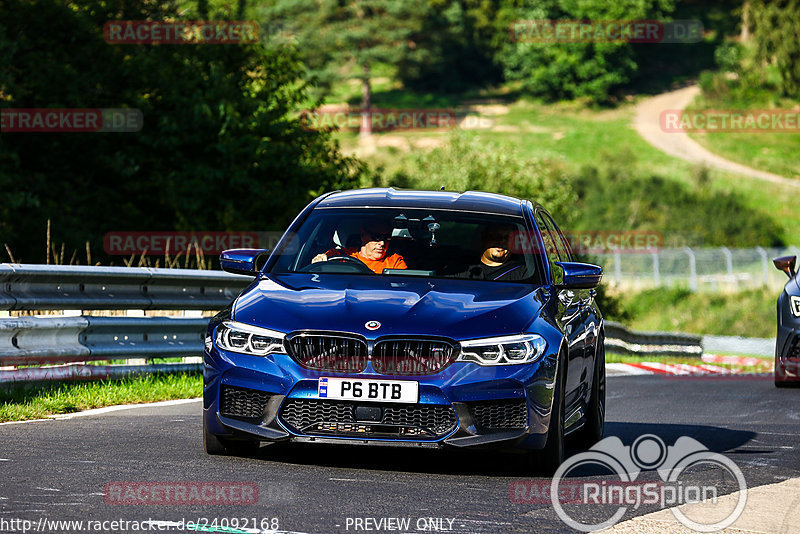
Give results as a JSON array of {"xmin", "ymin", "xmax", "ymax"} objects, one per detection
[{"xmin": 312, "ymin": 220, "xmax": 407, "ymax": 274}]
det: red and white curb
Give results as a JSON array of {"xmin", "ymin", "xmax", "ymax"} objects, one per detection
[
  {"xmin": 702, "ymin": 353, "xmax": 768, "ymax": 367},
  {"xmin": 608, "ymin": 354, "xmax": 773, "ymax": 377}
]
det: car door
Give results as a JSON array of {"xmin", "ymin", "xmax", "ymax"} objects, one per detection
[
  {"xmin": 534, "ymin": 209, "xmax": 585, "ymax": 413},
  {"xmin": 541, "ymin": 211, "xmax": 596, "ymax": 406}
]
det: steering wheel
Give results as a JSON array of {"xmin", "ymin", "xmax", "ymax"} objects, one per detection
[{"xmin": 299, "ymin": 254, "xmax": 374, "ymax": 274}]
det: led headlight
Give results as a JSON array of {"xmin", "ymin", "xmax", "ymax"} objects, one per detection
[
  {"xmin": 215, "ymin": 320, "xmax": 285, "ymax": 356},
  {"xmin": 457, "ymin": 334, "xmax": 546, "ymax": 366}
]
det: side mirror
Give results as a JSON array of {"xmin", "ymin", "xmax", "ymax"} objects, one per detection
[
  {"xmin": 773, "ymin": 255, "xmax": 797, "ymax": 279},
  {"xmin": 553, "ymin": 261, "xmax": 603, "ymax": 289},
  {"xmin": 220, "ymin": 248, "xmax": 269, "ymax": 276}
]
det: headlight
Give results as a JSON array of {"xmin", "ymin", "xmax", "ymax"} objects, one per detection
[
  {"xmin": 215, "ymin": 320, "xmax": 285, "ymax": 356},
  {"xmin": 457, "ymin": 334, "xmax": 546, "ymax": 365}
]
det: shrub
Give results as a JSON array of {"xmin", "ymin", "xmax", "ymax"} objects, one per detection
[{"xmin": 374, "ymin": 132, "xmax": 577, "ymax": 224}]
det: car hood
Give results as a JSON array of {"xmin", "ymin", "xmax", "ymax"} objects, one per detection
[{"xmin": 232, "ymin": 273, "xmax": 547, "ymax": 340}]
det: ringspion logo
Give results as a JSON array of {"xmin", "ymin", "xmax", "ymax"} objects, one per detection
[
  {"xmin": 510, "ymin": 435, "xmax": 747, "ymax": 532},
  {"xmin": 1, "ymin": 109, "xmax": 142, "ymax": 133}
]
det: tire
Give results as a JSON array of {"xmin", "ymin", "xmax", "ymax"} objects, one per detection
[
  {"xmin": 532, "ymin": 349, "xmax": 566, "ymax": 475},
  {"xmin": 775, "ymin": 375, "xmax": 800, "ymax": 388},
  {"xmin": 203, "ymin": 419, "xmax": 229, "ymax": 455},
  {"xmin": 204, "ymin": 417, "xmax": 260, "ymax": 456},
  {"xmin": 775, "ymin": 357, "xmax": 800, "ymax": 387},
  {"xmin": 573, "ymin": 338, "xmax": 606, "ymax": 449}
]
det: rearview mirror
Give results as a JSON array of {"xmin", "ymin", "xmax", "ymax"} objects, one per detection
[
  {"xmin": 553, "ymin": 261, "xmax": 603, "ymax": 289},
  {"xmin": 220, "ymin": 248, "xmax": 269, "ymax": 276},
  {"xmin": 773, "ymin": 255, "xmax": 796, "ymax": 279}
]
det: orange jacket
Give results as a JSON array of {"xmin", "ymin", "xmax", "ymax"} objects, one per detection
[{"xmin": 327, "ymin": 247, "xmax": 407, "ymax": 274}]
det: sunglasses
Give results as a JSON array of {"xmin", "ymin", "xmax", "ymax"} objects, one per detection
[{"xmin": 366, "ymin": 231, "xmax": 392, "ymax": 242}]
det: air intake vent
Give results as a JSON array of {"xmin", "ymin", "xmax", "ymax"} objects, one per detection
[
  {"xmin": 468, "ymin": 399, "xmax": 527, "ymax": 431},
  {"xmin": 279, "ymin": 399, "xmax": 457, "ymax": 439},
  {"xmin": 220, "ymin": 385, "xmax": 271, "ymax": 420}
]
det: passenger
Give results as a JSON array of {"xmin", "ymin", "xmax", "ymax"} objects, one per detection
[
  {"xmin": 458, "ymin": 225, "xmax": 526, "ymax": 281},
  {"xmin": 312, "ymin": 220, "xmax": 407, "ymax": 274}
]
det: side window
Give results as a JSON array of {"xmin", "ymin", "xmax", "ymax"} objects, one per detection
[
  {"xmin": 535, "ymin": 211, "xmax": 562, "ymax": 277},
  {"xmin": 542, "ymin": 212, "xmax": 574, "ymax": 262}
]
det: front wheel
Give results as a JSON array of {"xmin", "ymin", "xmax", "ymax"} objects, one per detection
[
  {"xmin": 775, "ymin": 357, "xmax": 800, "ymax": 387},
  {"xmin": 204, "ymin": 417, "xmax": 261, "ymax": 456},
  {"xmin": 573, "ymin": 337, "xmax": 606, "ymax": 448},
  {"xmin": 531, "ymin": 350, "xmax": 566, "ymax": 475}
]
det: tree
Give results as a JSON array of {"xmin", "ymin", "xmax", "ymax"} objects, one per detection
[
  {"xmin": 262, "ymin": 0, "xmax": 427, "ymax": 136},
  {"xmin": 750, "ymin": 0, "xmax": 800, "ymax": 98},
  {"xmin": 0, "ymin": 0, "xmax": 363, "ymax": 263},
  {"xmin": 496, "ymin": 0, "xmax": 675, "ymax": 103},
  {"xmin": 395, "ymin": 0, "xmax": 504, "ymax": 93}
]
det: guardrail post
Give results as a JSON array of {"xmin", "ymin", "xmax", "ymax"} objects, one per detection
[
  {"xmin": 652, "ymin": 252, "xmax": 660, "ymax": 287},
  {"xmin": 720, "ymin": 247, "xmax": 733, "ymax": 277},
  {"xmin": 684, "ymin": 247, "xmax": 697, "ymax": 291},
  {"xmin": 756, "ymin": 247, "xmax": 768, "ymax": 287},
  {"xmin": 614, "ymin": 251, "xmax": 621, "ymax": 285},
  {"xmin": 720, "ymin": 246, "xmax": 733, "ymax": 290}
]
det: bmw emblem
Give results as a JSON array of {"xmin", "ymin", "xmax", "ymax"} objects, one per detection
[{"xmin": 365, "ymin": 320, "xmax": 381, "ymax": 331}]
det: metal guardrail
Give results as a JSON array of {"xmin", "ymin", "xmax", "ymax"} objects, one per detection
[
  {"xmin": 0, "ymin": 264, "xmax": 252, "ymax": 383},
  {"xmin": 0, "ymin": 264, "xmax": 251, "ymax": 310},
  {"xmin": 0, "ymin": 316, "xmax": 209, "ymax": 383},
  {"xmin": 0, "ymin": 264, "xmax": 708, "ymax": 383},
  {"xmin": 604, "ymin": 321, "xmax": 703, "ymax": 357},
  {"xmin": 0, "ymin": 316, "xmax": 209, "ymax": 367}
]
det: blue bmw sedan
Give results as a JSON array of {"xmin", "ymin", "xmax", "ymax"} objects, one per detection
[{"xmin": 203, "ymin": 188, "xmax": 605, "ymax": 472}]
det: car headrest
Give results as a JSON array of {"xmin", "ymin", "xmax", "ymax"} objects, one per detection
[{"xmin": 332, "ymin": 219, "xmax": 368, "ymax": 249}]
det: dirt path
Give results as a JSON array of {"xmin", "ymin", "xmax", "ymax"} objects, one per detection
[{"xmin": 633, "ymin": 85, "xmax": 799, "ymax": 188}]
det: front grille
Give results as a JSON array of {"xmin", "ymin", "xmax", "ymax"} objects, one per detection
[
  {"xmin": 287, "ymin": 333, "xmax": 368, "ymax": 372},
  {"xmin": 279, "ymin": 399, "xmax": 457, "ymax": 439},
  {"xmin": 372, "ymin": 339, "xmax": 456, "ymax": 375},
  {"xmin": 285, "ymin": 332, "xmax": 455, "ymax": 375},
  {"xmin": 468, "ymin": 399, "xmax": 527, "ymax": 431},
  {"xmin": 220, "ymin": 385, "xmax": 271, "ymax": 420}
]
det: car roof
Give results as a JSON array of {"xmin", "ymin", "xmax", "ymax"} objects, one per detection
[{"xmin": 316, "ymin": 188, "xmax": 527, "ymax": 216}]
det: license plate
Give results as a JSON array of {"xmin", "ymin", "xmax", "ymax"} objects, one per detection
[{"xmin": 317, "ymin": 378, "xmax": 418, "ymax": 403}]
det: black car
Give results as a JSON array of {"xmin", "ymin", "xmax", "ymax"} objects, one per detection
[{"xmin": 773, "ymin": 255, "xmax": 800, "ymax": 387}]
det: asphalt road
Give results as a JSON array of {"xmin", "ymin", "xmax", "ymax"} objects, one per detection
[{"xmin": 1, "ymin": 375, "xmax": 799, "ymax": 534}]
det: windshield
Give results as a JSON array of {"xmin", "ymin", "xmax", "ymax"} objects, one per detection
[{"xmin": 269, "ymin": 208, "xmax": 543, "ymax": 284}]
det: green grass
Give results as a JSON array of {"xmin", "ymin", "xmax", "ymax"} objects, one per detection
[
  {"xmin": 690, "ymin": 130, "xmax": 800, "ymax": 180},
  {"xmin": 0, "ymin": 373, "xmax": 201, "ymax": 422},
  {"xmin": 334, "ymin": 89, "xmax": 800, "ymax": 239},
  {"xmin": 686, "ymin": 93, "xmax": 800, "ymax": 180},
  {"xmin": 609, "ymin": 286, "xmax": 777, "ymax": 338}
]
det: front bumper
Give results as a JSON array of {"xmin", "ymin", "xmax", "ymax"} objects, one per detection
[
  {"xmin": 776, "ymin": 328, "xmax": 800, "ymax": 381},
  {"xmin": 776, "ymin": 292, "xmax": 800, "ymax": 382},
  {"xmin": 203, "ymin": 343, "xmax": 559, "ymax": 450}
]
